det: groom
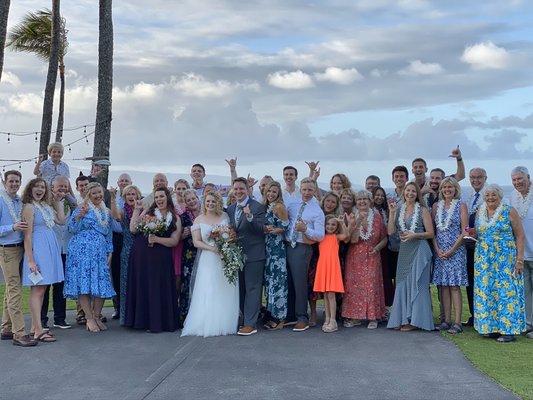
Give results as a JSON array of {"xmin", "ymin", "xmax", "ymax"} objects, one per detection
[{"xmin": 227, "ymin": 177, "xmax": 266, "ymax": 336}]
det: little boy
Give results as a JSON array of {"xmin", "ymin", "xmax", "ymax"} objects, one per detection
[{"xmin": 34, "ymin": 142, "xmax": 70, "ymax": 187}]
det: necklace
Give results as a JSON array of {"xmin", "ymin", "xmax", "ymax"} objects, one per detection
[
  {"xmin": 0, "ymin": 190, "xmax": 21, "ymax": 223},
  {"xmin": 436, "ymin": 199, "xmax": 458, "ymax": 231},
  {"xmin": 398, "ymin": 202, "xmax": 420, "ymax": 232},
  {"xmin": 357, "ymin": 208, "xmax": 375, "ymax": 241},
  {"xmin": 33, "ymin": 202, "xmax": 55, "ymax": 229},
  {"xmin": 88, "ymin": 202, "xmax": 109, "ymax": 227},
  {"xmin": 477, "ymin": 202, "xmax": 504, "ymax": 229},
  {"xmin": 155, "ymin": 208, "xmax": 173, "ymax": 228},
  {"xmin": 511, "ymin": 188, "xmax": 532, "ymax": 219}
]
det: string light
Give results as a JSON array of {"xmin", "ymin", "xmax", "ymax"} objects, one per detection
[{"xmin": 0, "ymin": 118, "xmax": 111, "ymax": 137}]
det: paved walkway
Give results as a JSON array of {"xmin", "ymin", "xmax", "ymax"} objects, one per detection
[{"xmin": 0, "ymin": 314, "xmax": 517, "ymax": 400}]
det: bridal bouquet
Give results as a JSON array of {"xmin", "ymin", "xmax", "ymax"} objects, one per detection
[
  {"xmin": 137, "ymin": 215, "xmax": 168, "ymax": 236},
  {"xmin": 210, "ymin": 225, "xmax": 245, "ymax": 285}
]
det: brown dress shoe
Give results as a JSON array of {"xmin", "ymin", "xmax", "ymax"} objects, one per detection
[
  {"xmin": 1, "ymin": 331, "xmax": 13, "ymax": 340},
  {"xmin": 12, "ymin": 334, "xmax": 38, "ymax": 347},
  {"xmin": 293, "ymin": 322, "xmax": 309, "ymax": 332},
  {"xmin": 237, "ymin": 326, "xmax": 258, "ymax": 336}
]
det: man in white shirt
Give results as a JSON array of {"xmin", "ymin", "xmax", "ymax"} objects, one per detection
[
  {"xmin": 510, "ymin": 166, "xmax": 533, "ymax": 338},
  {"xmin": 461, "ymin": 167, "xmax": 487, "ymax": 326},
  {"xmin": 282, "ymin": 166, "xmax": 300, "ymax": 207},
  {"xmin": 142, "ymin": 173, "xmax": 169, "ymax": 209},
  {"xmin": 285, "ymin": 178, "xmax": 325, "ymax": 332}
]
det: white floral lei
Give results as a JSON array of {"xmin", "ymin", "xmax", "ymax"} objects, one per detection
[
  {"xmin": 32, "ymin": 202, "xmax": 56, "ymax": 229},
  {"xmin": 399, "ymin": 202, "xmax": 420, "ymax": 232},
  {"xmin": 511, "ymin": 188, "xmax": 532, "ymax": 219},
  {"xmin": 0, "ymin": 190, "xmax": 21, "ymax": 223},
  {"xmin": 88, "ymin": 201, "xmax": 109, "ymax": 227},
  {"xmin": 477, "ymin": 202, "xmax": 504, "ymax": 229},
  {"xmin": 436, "ymin": 199, "xmax": 459, "ymax": 231},
  {"xmin": 154, "ymin": 208, "xmax": 173, "ymax": 228},
  {"xmin": 357, "ymin": 208, "xmax": 375, "ymax": 241}
]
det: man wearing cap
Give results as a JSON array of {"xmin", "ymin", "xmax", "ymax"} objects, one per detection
[{"xmin": 0, "ymin": 170, "xmax": 37, "ymax": 346}]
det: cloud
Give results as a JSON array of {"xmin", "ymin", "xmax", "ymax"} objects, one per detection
[
  {"xmin": 171, "ymin": 73, "xmax": 260, "ymax": 98},
  {"xmin": 267, "ymin": 70, "xmax": 315, "ymax": 90},
  {"xmin": 461, "ymin": 41, "xmax": 510, "ymax": 70},
  {"xmin": 8, "ymin": 93, "xmax": 42, "ymax": 115},
  {"xmin": 398, "ymin": 60, "xmax": 444, "ymax": 75},
  {"xmin": 1, "ymin": 71, "xmax": 22, "ymax": 87},
  {"xmin": 314, "ymin": 67, "xmax": 363, "ymax": 85}
]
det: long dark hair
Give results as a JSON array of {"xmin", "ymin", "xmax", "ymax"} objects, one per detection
[
  {"xmin": 147, "ymin": 187, "xmax": 177, "ymax": 230},
  {"xmin": 371, "ymin": 186, "xmax": 389, "ymax": 215}
]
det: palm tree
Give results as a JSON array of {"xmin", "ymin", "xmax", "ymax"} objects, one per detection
[
  {"xmin": 7, "ymin": 4, "xmax": 68, "ymax": 147},
  {"xmin": 0, "ymin": 0, "xmax": 10, "ymax": 82},
  {"xmin": 93, "ymin": 0, "xmax": 113, "ymax": 188}
]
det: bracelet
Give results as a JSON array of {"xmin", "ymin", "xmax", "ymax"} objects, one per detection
[{"xmin": 457, "ymin": 157, "xmax": 463, "ymax": 162}]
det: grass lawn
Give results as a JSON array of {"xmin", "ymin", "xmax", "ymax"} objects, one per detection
[
  {"xmin": 0, "ymin": 284, "xmax": 531, "ymax": 399},
  {"xmin": 429, "ymin": 286, "xmax": 533, "ymax": 400}
]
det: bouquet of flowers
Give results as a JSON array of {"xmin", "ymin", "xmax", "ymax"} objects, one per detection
[
  {"xmin": 137, "ymin": 211, "xmax": 172, "ymax": 246},
  {"xmin": 210, "ymin": 225, "xmax": 245, "ymax": 285}
]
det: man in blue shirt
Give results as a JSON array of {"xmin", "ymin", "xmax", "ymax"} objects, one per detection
[{"xmin": 0, "ymin": 170, "xmax": 37, "ymax": 346}]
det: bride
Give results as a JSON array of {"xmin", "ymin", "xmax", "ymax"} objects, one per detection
[{"xmin": 181, "ymin": 192, "xmax": 240, "ymax": 337}]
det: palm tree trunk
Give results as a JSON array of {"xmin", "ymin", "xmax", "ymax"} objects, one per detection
[
  {"xmin": 93, "ymin": 0, "xmax": 113, "ymax": 188},
  {"xmin": 0, "ymin": 0, "xmax": 10, "ymax": 82},
  {"xmin": 39, "ymin": 0, "xmax": 61, "ymax": 156},
  {"xmin": 55, "ymin": 61, "xmax": 65, "ymax": 142}
]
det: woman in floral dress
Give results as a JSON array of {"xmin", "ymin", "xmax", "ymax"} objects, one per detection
[
  {"xmin": 473, "ymin": 184, "xmax": 526, "ymax": 342},
  {"xmin": 342, "ymin": 190, "xmax": 388, "ymax": 329},
  {"xmin": 178, "ymin": 189, "xmax": 201, "ymax": 327},
  {"xmin": 64, "ymin": 182, "xmax": 115, "ymax": 333},
  {"xmin": 431, "ymin": 177, "xmax": 468, "ymax": 334},
  {"xmin": 263, "ymin": 181, "xmax": 289, "ymax": 330}
]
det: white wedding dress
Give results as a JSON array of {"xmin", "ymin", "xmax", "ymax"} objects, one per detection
[{"xmin": 181, "ymin": 217, "xmax": 240, "ymax": 337}]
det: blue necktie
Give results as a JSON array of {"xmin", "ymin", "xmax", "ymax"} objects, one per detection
[
  {"xmin": 235, "ymin": 205, "xmax": 243, "ymax": 226},
  {"xmin": 469, "ymin": 192, "xmax": 480, "ymax": 227}
]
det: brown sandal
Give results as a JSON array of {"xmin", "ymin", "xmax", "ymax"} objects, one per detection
[{"xmin": 34, "ymin": 331, "xmax": 56, "ymax": 343}]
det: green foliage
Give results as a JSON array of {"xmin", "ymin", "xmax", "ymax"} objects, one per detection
[{"xmin": 6, "ymin": 9, "xmax": 68, "ymax": 61}]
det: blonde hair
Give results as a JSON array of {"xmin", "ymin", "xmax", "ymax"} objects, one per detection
[
  {"xmin": 202, "ymin": 191, "xmax": 224, "ymax": 215},
  {"xmin": 300, "ymin": 177, "xmax": 317, "ymax": 189},
  {"xmin": 438, "ymin": 177, "xmax": 461, "ymax": 200},
  {"xmin": 84, "ymin": 182, "xmax": 104, "ymax": 202},
  {"xmin": 325, "ymin": 214, "xmax": 342, "ymax": 234},
  {"xmin": 121, "ymin": 184, "xmax": 142, "ymax": 200},
  {"xmin": 263, "ymin": 181, "xmax": 284, "ymax": 207},
  {"xmin": 174, "ymin": 179, "xmax": 190, "ymax": 189},
  {"xmin": 47, "ymin": 142, "xmax": 64, "ymax": 154}
]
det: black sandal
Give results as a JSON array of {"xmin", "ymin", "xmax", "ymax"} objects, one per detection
[
  {"xmin": 497, "ymin": 335, "xmax": 515, "ymax": 343},
  {"xmin": 447, "ymin": 324, "xmax": 463, "ymax": 334}
]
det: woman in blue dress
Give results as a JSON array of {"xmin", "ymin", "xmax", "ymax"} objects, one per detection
[
  {"xmin": 111, "ymin": 184, "xmax": 142, "ymax": 325},
  {"xmin": 21, "ymin": 178, "xmax": 66, "ymax": 342},
  {"xmin": 387, "ymin": 182, "xmax": 435, "ymax": 332},
  {"xmin": 431, "ymin": 177, "xmax": 468, "ymax": 334},
  {"xmin": 64, "ymin": 182, "xmax": 115, "ymax": 333},
  {"xmin": 262, "ymin": 181, "xmax": 289, "ymax": 330},
  {"xmin": 473, "ymin": 184, "xmax": 526, "ymax": 342}
]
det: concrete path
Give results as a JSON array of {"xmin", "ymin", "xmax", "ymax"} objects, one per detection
[{"xmin": 0, "ymin": 315, "xmax": 517, "ymax": 400}]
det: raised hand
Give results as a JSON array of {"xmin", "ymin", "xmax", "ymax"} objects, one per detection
[
  {"xmin": 311, "ymin": 167, "xmax": 321, "ymax": 181},
  {"xmin": 246, "ymin": 174, "xmax": 258, "ymax": 188},
  {"xmin": 242, "ymin": 204, "xmax": 252, "ymax": 217},
  {"xmin": 388, "ymin": 199, "xmax": 398, "ymax": 213},
  {"xmin": 77, "ymin": 202, "xmax": 89, "ymax": 220},
  {"xmin": 305, "ymin": 160, "xmax": 319, "ymax": 171},
  {"xmin": 134, "ymin": 200, "xmax": 144, "ymax": 211},
  {"xmin": 109, "ymin": 186, "xmax": 118, "ymax": 198},
  {"xmin": 225, "ymin": 157, "xmax": 237, "ymax": 169},
  {"xmin": 449, "ymin": 145, "xmax": 462, "ymax": 159}
]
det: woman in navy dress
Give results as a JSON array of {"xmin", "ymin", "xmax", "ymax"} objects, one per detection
[
  {"xmin": 124, "ymin": 187, "xmax": 181, "ymax": 333},
  {"xmin": 64, "ymin": 182, "xmax": 115, "ymax": 333}
]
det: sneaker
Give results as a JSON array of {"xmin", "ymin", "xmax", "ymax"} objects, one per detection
[
  {"xmin": 447, "ymin": 323, "xmax": 463, "ymax": 335},
  {"xmin": 367, "ymin": 321, "xmax": 378, "ymax": 330},
  {"xmin": 53, "ymin": 320, "xmax": 72, "ymax": 329},
  {"xmin": 41, "ymin": 321, "xmax": 49, "ymax": 330},
  {"xmin": 526, "ymin": 331, "xmax": 533, "ymax": 339},
  {"xmin": 292, "ymin": 322, "xmax": 309, "ymax": 332},
  {"xmin": 237, "ymin": 326, "xmax": 257, "ymax": 336},
  {"xmin": 112, "ymin": 310, "xmax": 120, "ymax": 320}
]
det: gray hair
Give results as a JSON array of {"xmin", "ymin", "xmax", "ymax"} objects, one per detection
[
  {"xmin": 469, "ymin": 167, "xmax": 487, "ymax": 177},
  {"xmin": 483, "ymin": 183, "xmax": 504, "ymax": 200},
  {"xmin": 511, "ymin": 166, "xmax": 529, "ymax": 178},
  {"xmin": 354, "ymin": 189, "xmax": 373, "ymax": 201},
  {"xmin": 51, "ymin": 175, "xmax": 69, "ymax": 187}
]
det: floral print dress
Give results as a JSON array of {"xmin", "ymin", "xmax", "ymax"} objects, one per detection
[
  {"xmin": 474, "ymin": 205, "xmax": 526, "ymax": 335},
  {"xmin": 264, "ymin": 204, "xmax": 289, "ymax": 320},
  {"xmin": 178, "ymin": 211, "xmax": 197, "ymax": 326}
]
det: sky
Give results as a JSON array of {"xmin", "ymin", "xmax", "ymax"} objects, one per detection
[{"xmin": 1, "ymin": 0, "xmax": 532, "ymax": 191}]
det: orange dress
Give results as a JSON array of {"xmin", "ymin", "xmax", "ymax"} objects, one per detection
[{"xmin": 313, "ymin": 234, "xmax": 344, "ymax": 293}]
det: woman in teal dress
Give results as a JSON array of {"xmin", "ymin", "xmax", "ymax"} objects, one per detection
[
  {"xmin": 473, "ymin": 184, "xmax": 526, "ymax": 342},
  {"xmin": 263, "ymin": 181, "xmax": 289, "ymax": 330}
]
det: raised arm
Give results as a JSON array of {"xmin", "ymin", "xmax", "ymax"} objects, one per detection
[
  {"xmin": 33, "ymin": 155, "xmax": 43, "ymax": 177},
  {"xmin": 387, "ymin": 202, "xmax": 397, "ymax": 236},
  {"xmin": 450, "ymin": 146, "xmax": 465, "ymax": 182},
  {"xmin": 129, "ymin": 200, "xmax": 144, "ymax": 233}
]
